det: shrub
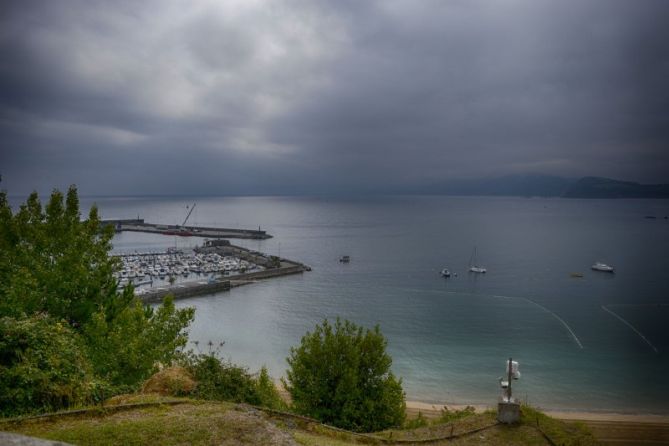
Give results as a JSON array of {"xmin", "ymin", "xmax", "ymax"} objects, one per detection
[
  {"xmin": 254, "ymin": 366, "xmax": 287, "ymax": 410},
  {"xmin": 0, "ymin": 315, "xmax": 95, "ymax": 416},
  {"xmin": 285, "ymin": 318, "xmax": 406, "ymax": 432},
  {"xmin": 83, "ymin": 295, "xmax": 194, "ymax": 387},
  {"xmin": 184, "ymin": 353, "xmax": 285, "ymax": 410}
]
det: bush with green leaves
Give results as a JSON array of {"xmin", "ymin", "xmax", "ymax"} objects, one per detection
[
  {"xmin": 0, "ymin": 315, "xmax": 94, "ymax": 416},
  {"xmin": 0, "ymin": 186, "xmax": 194, "ymax": 415},
  {"xmin": 183, "ymin": 353, "xmax": 285, "ymax": 410},
  {"xmin": 84, "ymin": 294, "xmax": 194, "ymax": 386},
  {"xmin": 285, "ymin": 318, "xmax": 406, "ymax": 432},
  {"xmin": 254, "ymin": 366, "xmax": 286, "ymax": 410}
]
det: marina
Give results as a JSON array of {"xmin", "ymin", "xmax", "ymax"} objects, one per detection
[{"xmin": 114, "ymin": 239, "xmax": 310, "ymax": 303}]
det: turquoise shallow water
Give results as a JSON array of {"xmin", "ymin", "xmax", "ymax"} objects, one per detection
[{"xmin": 84, "ymin": 195, "xmax": 669, "ymax": 413}]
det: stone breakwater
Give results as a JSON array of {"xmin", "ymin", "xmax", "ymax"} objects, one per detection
[{"xmin": 102, "ymin": 218, "xmax": 271, "ymax": 239}]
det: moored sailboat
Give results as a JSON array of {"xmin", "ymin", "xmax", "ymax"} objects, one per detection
[{"xmin": 468, "ymin": 247, "xmax": 487, "ymax": 273}]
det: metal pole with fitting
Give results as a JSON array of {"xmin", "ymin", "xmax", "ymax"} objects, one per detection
[
  {"xmin": 507, "ymin": 357, "xmax": 513, "ymax": 401},
  {"xmin": 497, "ymin": 357, "xmax": 521, "ymax": 424}
]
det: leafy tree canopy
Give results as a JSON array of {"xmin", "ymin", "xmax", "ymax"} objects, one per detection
[
  {"xmin": 285, "ymin": 318, "xmax": 406, "ymax": 432},
  {"xmin": 0, "ymin": 186, "xmax": 195, "ymax": 415},
  {"xmin": 0, "ymin": 186, "xmax": 117, "ymax": 326}
]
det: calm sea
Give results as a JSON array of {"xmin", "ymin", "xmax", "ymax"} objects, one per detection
[{"xmin": 82, "ymin": 195, "xmax": 669, "ymax": 413}]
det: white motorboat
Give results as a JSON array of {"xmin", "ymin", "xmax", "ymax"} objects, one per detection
[
  {"xmin": 441, "ymin": 268, "xmax": 451, "ymax": 277},
  {"xmin": 591, "ymin": 262, "xmax": 614, "ymax": 273}
]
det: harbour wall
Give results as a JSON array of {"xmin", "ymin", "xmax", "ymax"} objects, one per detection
[
  {"xmin": 230, "ymin": 264, "xmax": 306, "ymax": 284},
  {"xmin": 140, "ymin": 263, "xmax": 307, "ymax": 303},
  {"xmin": 141, "ymin": 279, "xmax": 232, "ymax": 303},
  {"xmin": 102, "ymin": 219, "xmax": 271, "ymax": 239}
]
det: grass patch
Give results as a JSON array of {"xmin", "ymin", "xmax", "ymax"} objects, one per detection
[
  {"xmin": 521, "ymin": 405, "xmax": 597, "ymax": 446},
  {"xmin": 294, "ymin": 431, "xmax": 363, "ymax": 445},
  {"xmin": 378, "ymin": 411, "xmax": 496, "ymax": 442},
  {"xmin": 402, "ymin": 405, "xmax": 479, "ymax": 430},
  {"xmin": 1, "ymin": 399, "xmax": 597, "ymax": 446},
  {"xmin": 5, "ymin": 402, "xmax": 242, "ymax": 446},
  {"xmin": 103, "ymin": 393, "xmax": 191, "ymax": 406}
]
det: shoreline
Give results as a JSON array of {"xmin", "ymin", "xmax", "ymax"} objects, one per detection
[
  {"xmin": 404, "ymin": 400, "xmax": 669, "ymax": 423},
  {"xmin": 276, "ymin": 380, "xmax": 669, "ymax": 423}
]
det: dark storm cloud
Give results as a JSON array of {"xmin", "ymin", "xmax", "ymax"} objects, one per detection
[{"xmin": 1, "ymin": 0, "xmax": 668, "ymax": 195}]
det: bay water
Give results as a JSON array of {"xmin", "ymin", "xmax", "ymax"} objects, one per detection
[{"xmin": 88, "ymin": 195, "xmax": 669, "ymax": 413}]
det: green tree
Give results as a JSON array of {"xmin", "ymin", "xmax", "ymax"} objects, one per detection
[
  {"xmin": 285, "ymin": 318, "xmax": 406, "ymax": 432},
  {"xmin": 0, "ymin": 186, "xmax": 195, "ymax": 413},
  {"xmin": 0, "ymin": 186, "xmax": 117, "ymax": 326}
]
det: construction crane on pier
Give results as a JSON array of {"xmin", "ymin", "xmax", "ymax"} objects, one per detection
[{"xmin": 181, "ymin": 203, "xmax": 196, "ymax": 228}]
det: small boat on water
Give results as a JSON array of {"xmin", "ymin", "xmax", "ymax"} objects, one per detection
[
  {"xmin": 592, "ymin": 262, "xmax": 614, "ymax": 273},
  {"xmin": 339, "ymin": 255, "xmax": 350, "ymax": 263},
  {"xmin": 468, "ymin": 247, "xmax": 487, "ymax": 273},
  {"xmin": 441, "ymin": 268, "xmax": 451, "ymax": 277}
]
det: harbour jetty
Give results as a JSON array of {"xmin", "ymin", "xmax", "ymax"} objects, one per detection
[
  {"xmin": 139, "ymin": 278, "xmax": 232, "ymax": 303},
  {"xmin": 102, "ymin": 218, "xmax": 271, "ymax": 239}
]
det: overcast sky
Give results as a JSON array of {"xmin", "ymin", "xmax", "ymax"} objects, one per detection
[{"xmin": 1, "ymin": 0, "xmax": 668, "ymax": 195}]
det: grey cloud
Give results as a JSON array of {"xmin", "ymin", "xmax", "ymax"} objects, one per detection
[{"xmin": 1, "ymin": 0, "xmax": 668, "ymax": 195}]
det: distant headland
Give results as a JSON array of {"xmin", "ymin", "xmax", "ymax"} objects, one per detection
[
  {"xmin": 423, "ymin": 175, "xmax": 669, "ymax": 198},
  {"xmin": 562, "ymin": 177, "xmax": 669, "ymax": 199}
]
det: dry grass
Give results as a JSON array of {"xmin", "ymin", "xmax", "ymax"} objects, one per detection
[
  {"xmin": 4, "ymin": 400, "xmax": 295, "ymax": 446},
  {"xmin": 140, "ymin": 366, "xmax": 196, "ymax": 396}
]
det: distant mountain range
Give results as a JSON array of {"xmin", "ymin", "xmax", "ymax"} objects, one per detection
[
  {"xmin": 562, "ymin": 177, "xmax": 669, "ymax": 198},
  {"xmin": 422, "ymin": 175, "xmax": 669, "ymax": 198}
]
